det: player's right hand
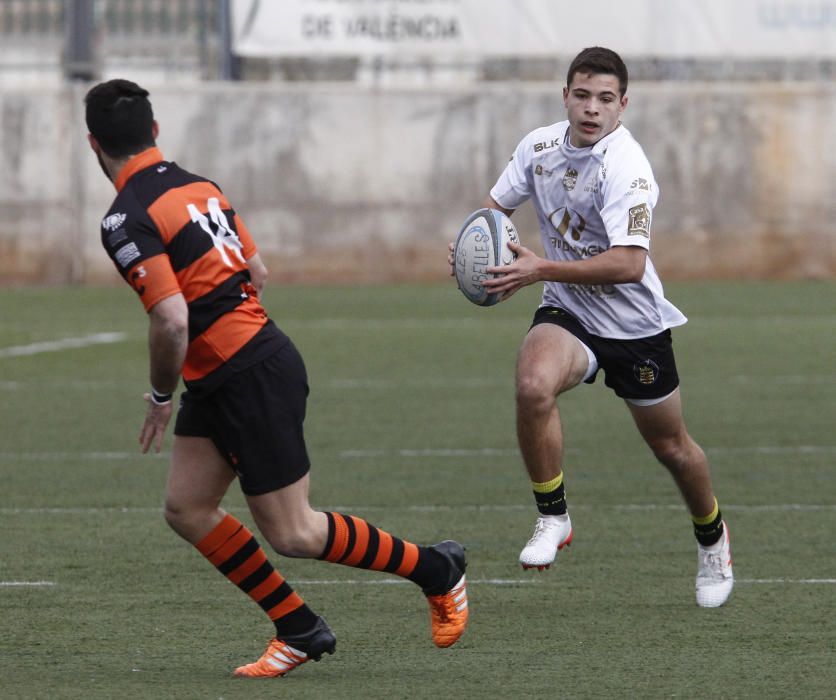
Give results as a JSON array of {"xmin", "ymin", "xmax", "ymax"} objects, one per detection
[
  {"xmin": 139, "ymin": 393, "xmax": 173, "ymax": 454},
  {"xmin": 447, "ymin": 241, "xmax": 455, "ymax": 276}
]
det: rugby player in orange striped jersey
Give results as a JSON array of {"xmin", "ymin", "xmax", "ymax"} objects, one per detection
[{"xmin": 85, "ymin": 79, "xmax": 468, "ymax": 678}]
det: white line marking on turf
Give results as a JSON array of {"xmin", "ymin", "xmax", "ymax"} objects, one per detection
[
  {"xmin": 2, "ymin": 503, "xmax": 834, "ymax": 515},
  {"xmin": 731, "ymin": 374, "xmax": 836, "ymax": 384},
  {"xmin": 0, "ymin": 332, "xmax": 127, "ymax": 358},
  {"xmin": 0, "ymin": 452, "xmax": 165, "ymax": 461},
  {"xmin": 0, "ymin": 380, "xmax": 132, "ymax": 391},
  {"xmin": 292, "ymin": 579, "xmax": 534, "ymax": 586},
  {"xmin": 0, "ymin": 581, "xmax": 56, "ymax": 587},
  {"xmin": 340, "ymin": 448, "xmax": 523, "ymax": 458},
  {"xmin": 706, "ymin": 446, "xmax": 836, "ymax": 456},
  {"xmin": 328, "ymin": 378, "xmax": 511, "ymax": 389},
  {"xmin": 738, "ymin": 579, "xmax": 836, "ymax": 584},
  {"xmin": 1, "ymin": 445, "xmax": 833, "ymax": 463}
]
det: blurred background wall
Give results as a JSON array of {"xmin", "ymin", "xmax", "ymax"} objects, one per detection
[{"xmin": 0, "ymin": 0, "xmax": 834, "ymax": 285}]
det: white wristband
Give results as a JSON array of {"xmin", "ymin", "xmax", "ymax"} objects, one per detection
[{"xmin": 150, "ymin": 388, "xmax": 173, "ymax": 405}]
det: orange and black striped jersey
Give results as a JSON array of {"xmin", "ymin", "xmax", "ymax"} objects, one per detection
[{"xmin": 100, "ymin": 147, "xmax": 288, "ymax": 395}]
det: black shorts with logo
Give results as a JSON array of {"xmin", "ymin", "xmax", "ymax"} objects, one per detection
[
  {"xmin": 174, "ymin": 339, "xmax": 311, "ymax": 495},
  {"xmin": 530, "ymin": 306, "xmax": 680, "ymax": 401}
]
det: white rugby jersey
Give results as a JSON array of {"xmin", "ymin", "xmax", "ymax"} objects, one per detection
[{"xmin": 490, "ymin": 121, "xmax": 687, "ymax": 339}]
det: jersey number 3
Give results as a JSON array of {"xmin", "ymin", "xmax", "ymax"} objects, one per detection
[{"xmin": 187, "ymin": 197, "xmax": 246, "ymax": 268}]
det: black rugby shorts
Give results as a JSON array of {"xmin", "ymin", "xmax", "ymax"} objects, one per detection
[
  {"xmin": 174, "ymin": 340, "xmax": 311, "ymax": 495},
  {"xmin": 530, "ymin": 306, "xmax": 680, "ymax": 401}
]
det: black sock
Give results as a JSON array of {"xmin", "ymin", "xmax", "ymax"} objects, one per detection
[
  {"xmin": 532, "ymin": 473, "xmax": 567, "ymax": 516},
  {"xmin": 692, "ymin": 499, "xmax": 724, "ymax": 546}
]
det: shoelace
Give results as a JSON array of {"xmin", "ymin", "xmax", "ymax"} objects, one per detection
[
  {"xmin": 526, "ymin": 517, "xmax": 559, "ymax": 546},
  {"xmin": 699, "ymin": 549, "xmax": 729, "ymax": 577}
]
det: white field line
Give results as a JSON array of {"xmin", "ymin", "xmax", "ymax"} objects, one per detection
[
  {"xmin": 0, "ymin": 332, "xmax": 127, "ymax": 359},
  {"xmin": 339, "ymin": 446, "xmax": 836, "ymax": 458},
  {"xmin": 738, "ymin": 579, "xmax": 836, "ymax": 584},
  {"xmin": 0, "ymin": 445, "xmax": 832, "ymax": 462},
  {"xmin": 730, "ymin": 374, "xmax": 836, "ymax": 384},
  {"xmin": 2, "ymin": 503, "xmax": 834, "ymax": 516},
  {"xmin": 0, "ymin": 380, "xmax": 131, "ymax": 390},
  {"xmin": 328, "ymin": 378, "xmax": 512, "ymax": 389},
  {"xmin": 1, "ymin": 375, "xmax": 832, "ymax": 391},
  {"xmin": 0, "ymin": 445, "xmax": 836, "ymax": 462},
  {"xmin": 286, "ymin": 578, "xmax": 836, "ymax": 586},
  {"xmin": 2, "ymin": 578, "xmax": 831, "ymax": 589},
  {"xmin": 291, "ymin": 578, "xmax": 536, "ymax": 586}
]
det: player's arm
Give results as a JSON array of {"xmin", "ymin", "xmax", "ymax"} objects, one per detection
[
  {"xmin": 484, "ymin": 195, "xmax": 514, "ymax": 217},
  {"xmin": 246, "ymin": 252, "xmax": 267, "ymax": 297},
  {"xmin": 140, "ymin": 292, "xmax": 188, "ymax": 454},
  {"xmin": 483, "ymin": 243, "xmax": 647, "ymax": 296}
]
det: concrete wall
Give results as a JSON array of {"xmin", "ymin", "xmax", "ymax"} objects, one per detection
[{"xmin": 1, "ymin": 81, "xmax": 834, "ymax": 285}]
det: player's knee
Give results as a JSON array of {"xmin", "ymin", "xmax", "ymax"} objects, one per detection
[
  {"xmin": 648, "ymin": 433, "xmax": 699, "ymax": 473},
  {"xmin": 162, "ymin": 497, "xmax": 207, "ymax": 539},
  {"xmin": 516, "ymin": 372, "xmax": 557, "ymax": 413}
]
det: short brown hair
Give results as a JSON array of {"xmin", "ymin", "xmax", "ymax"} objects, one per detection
[{"xmin": 567, "ymin": 47, "xmax": 628, "ymax": 97}]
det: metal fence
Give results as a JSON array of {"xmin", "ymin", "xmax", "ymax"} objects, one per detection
[{"xmin": 0, "ymin": 0, "xmax": 221, "ymax": 81}]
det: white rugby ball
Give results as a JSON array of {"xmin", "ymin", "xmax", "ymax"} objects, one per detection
[{"xmin": 454, "ymin": 208, "xmax": 519, "ymax": 306}]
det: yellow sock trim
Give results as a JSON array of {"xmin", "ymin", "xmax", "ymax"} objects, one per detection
[
  {"xmin": 532, "ymin": 472, "xmax": 563, "ymax": 494},
  {"xmin": 692, "ymin": 498, "xmax": 719, "ymax": 525}
]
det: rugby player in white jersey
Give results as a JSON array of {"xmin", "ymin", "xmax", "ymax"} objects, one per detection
[{"xmin": 453, "ymin": 47, "xmax": 733, "ymax": 607}]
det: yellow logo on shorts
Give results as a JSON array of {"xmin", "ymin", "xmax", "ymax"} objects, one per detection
[{"xmin": 634, "ymin": 359, "xmax": 659, "ymax": 385}]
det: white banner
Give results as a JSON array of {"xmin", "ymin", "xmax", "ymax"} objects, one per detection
[{"xmin": 232, "ymin": 0, "xmax": 836, "ymax": 58}]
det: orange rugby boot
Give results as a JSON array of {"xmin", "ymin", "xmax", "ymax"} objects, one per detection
[
  {"xmin": 424, "ymin": 540, "xmax": 469, "ymax": 648},
  {"xmin": 234, "ymin": 616, "xmax": 336, "ymax": 678}
]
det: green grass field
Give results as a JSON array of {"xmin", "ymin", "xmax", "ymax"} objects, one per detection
[{"xmin": 1, "ymin": 281, "xmax": 834, "ymax": 699}]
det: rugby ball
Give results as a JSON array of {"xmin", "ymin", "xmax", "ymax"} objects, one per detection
[{"xmin": 454, "ymin": 208, "xmax": 519, "ymax": 306}]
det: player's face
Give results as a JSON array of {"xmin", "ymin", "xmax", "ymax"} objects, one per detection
[{"xmin": 563, "ymin": 72, "xmax": 627, "ymax": 148}]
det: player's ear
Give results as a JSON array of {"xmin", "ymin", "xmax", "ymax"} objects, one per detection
[
  {"xmin": 87, "ymin": 133, "xmax": 100, "ymax": 153},
  {"xmin": 151, "ymin": 120, "xmax": 159, "ymax": 140}
]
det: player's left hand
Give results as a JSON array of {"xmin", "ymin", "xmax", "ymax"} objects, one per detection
[
  {"xmin": 483, "ymin": 241, "xmax": 541, "ymax": 299},
  {"xmin": 139, "ymin": 393, "xmax": 173, "ymax": 454}
]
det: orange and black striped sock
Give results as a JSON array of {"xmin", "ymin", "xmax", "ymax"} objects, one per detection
[
  {"xmin": 196, "ymin": 513, "xmax": 318, "ymax": 638},
  {"xmin": 319, "ymin": 512, "xmax": 449, "ymax": 594}
]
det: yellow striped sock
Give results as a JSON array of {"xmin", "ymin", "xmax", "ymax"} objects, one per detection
[
  {"xmin": 692, "ymin": 498, "xmax": 719, "ymax": 525},
  {"xmin": 532, "ymin": 472, "xmax": 564, "ymax": 494}
]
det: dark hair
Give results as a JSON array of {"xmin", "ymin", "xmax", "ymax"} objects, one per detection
[
  {"xmin": 84, "ymin": 79, "xmax": 155, "ymax": 158},
  {"xmin": 566, "ymin": 47, "xmax": 628, "ymax": 96}
]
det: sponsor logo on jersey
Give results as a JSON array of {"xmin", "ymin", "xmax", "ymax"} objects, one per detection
[
  {"xmin": 634, "ymin": 359, "xmax": 660, "ymax": 385},
  {"xmin": 156, "ymin": 165, "xmax": 168, "ymax": 173},
  {"xmin": 628, "ymin": 203, "xmax": 650, "ymax": 238},
  {"xmin": 114, "ymin": 242, "xmax": 141, "ymax": 268},
  {"xmin": 551, "ymin": 239, "xmax": 606, "ymax": 258},
  {"xmin": 533, "ymin": 138, "xmax": 561, "ymax": 153},
  {"xmin": 566, "ymin": 282, "xmax": 616, "ymax": 298},
  {"xmin": 562, "ymin": 167, "xmax": 579, "ymax": 191},
  {"xmin": 630, "ymin": 177, "xmax": 651, "ymax": 191},
  {"xmin": 549, "ymin": 207, "xmax": 586, "ymax": 242},
  {"xmin": 102, "ymin": 212, "xmax": 127, "ymax": 231}
]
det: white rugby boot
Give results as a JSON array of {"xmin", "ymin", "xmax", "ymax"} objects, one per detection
[
  {"xmin": 519, "ymin": 514, "xmax": 573, "ymax": 570},
  {"xmin": 695, "ymin": 522, "xmax": 734, "ymax": 607}
]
